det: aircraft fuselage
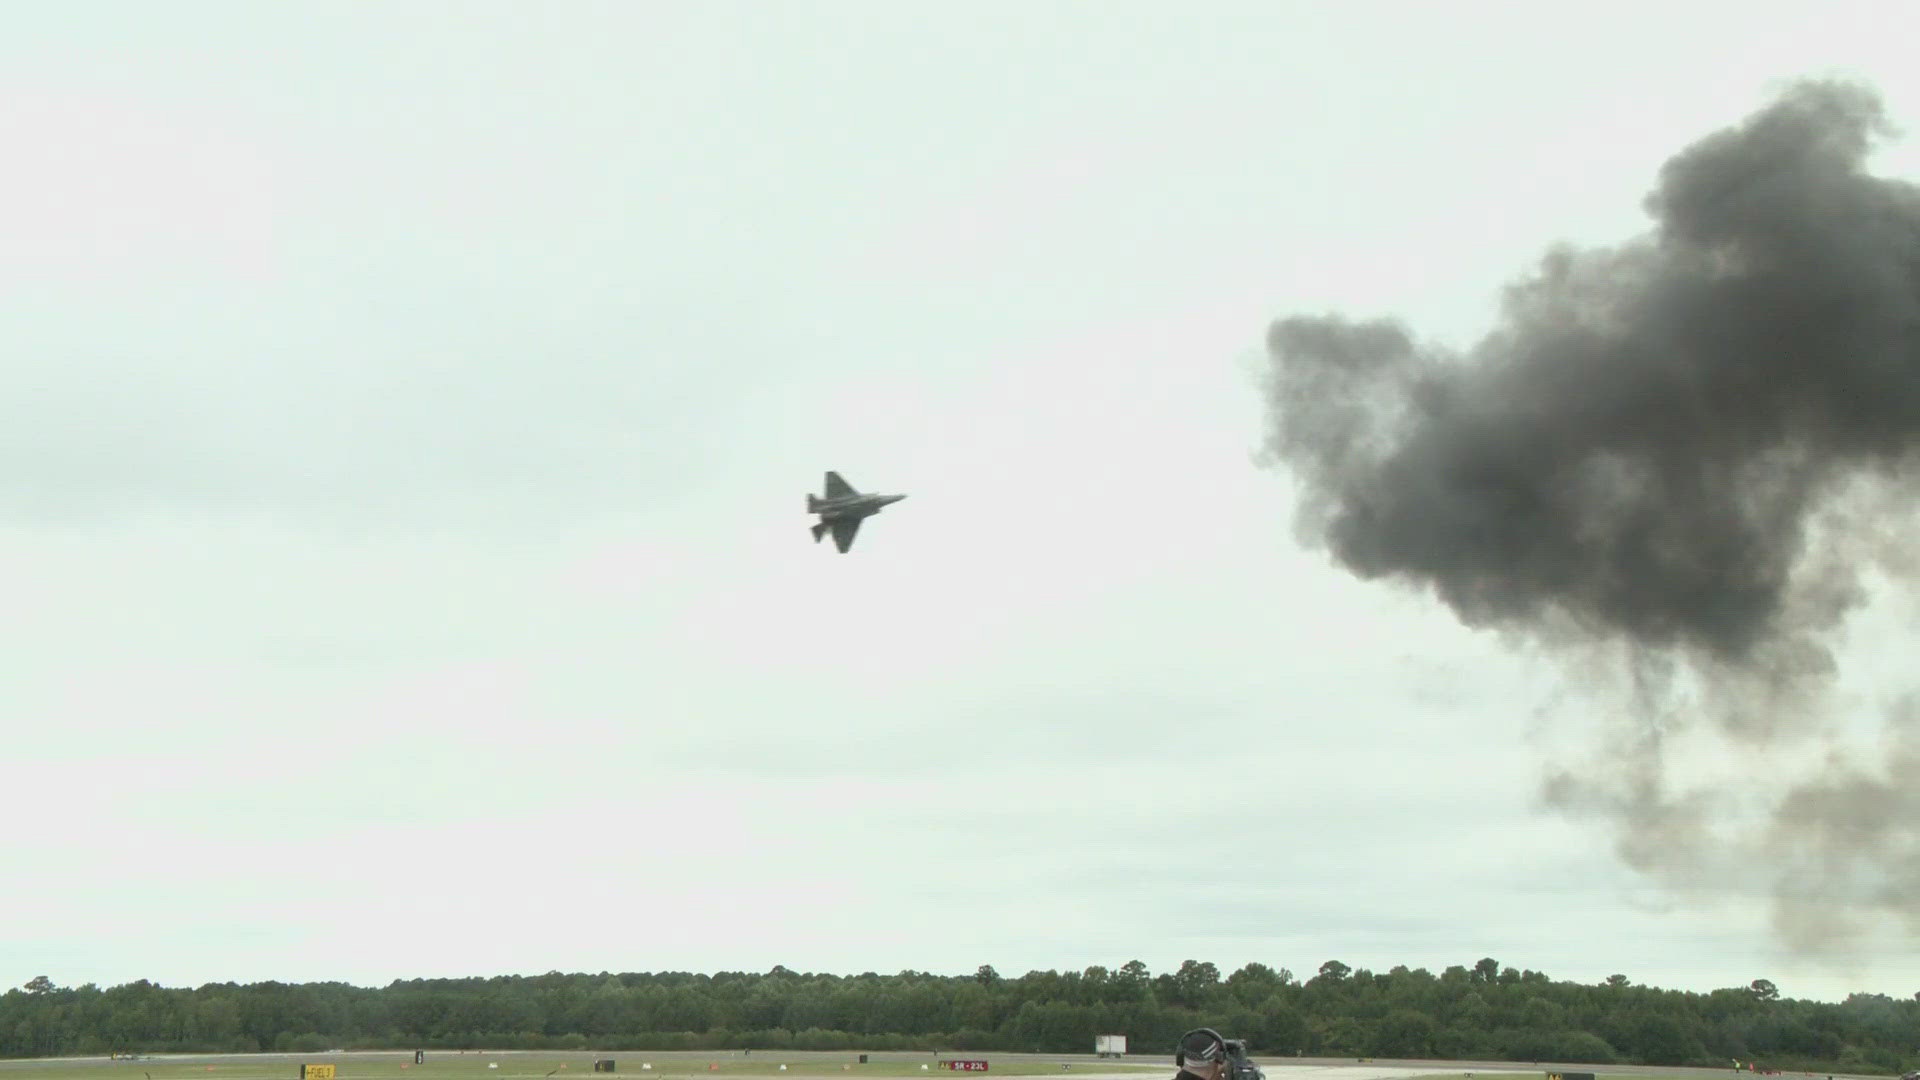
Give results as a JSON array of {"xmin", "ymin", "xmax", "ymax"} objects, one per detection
[
  {"xmin": 812, "ymin": 493, "xmax": 905, "ymax": 520},
  {"xmin": 808, "ymin": 473, "xmax": 906, "ymax": 552}
]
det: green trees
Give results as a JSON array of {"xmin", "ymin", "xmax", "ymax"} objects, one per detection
[
  {"xmin": 0, "ymin": 962, "xmax": 1914, "ymax": 1075},
  {"xmin": 1373, "ymin": 1010, "xmax": 1436, "ymax": 1057}
]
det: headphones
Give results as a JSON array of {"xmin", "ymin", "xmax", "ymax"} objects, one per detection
[{"xmin": 1177, "ymin": 1028, "xmax": 1226, "ymax": 1068}]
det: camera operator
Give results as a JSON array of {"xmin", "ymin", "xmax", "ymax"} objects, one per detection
[{"xmin": 1174, "ymin": 1029, "xmax": 1228, "ymax": 1080}]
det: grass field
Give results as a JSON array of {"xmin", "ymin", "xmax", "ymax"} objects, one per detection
[
  {"xmin": 0, "ymin": 1051, "xmax": 1165, "ymax": 1080},
  {"xmin": 0, "ymin": 1054, "xmax": 1860, "ymax": 1080}
]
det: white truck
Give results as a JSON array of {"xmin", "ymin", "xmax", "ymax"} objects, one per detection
[{"xmin": 1094, "ymin": 1035, "xmax": 1127, "ymax": 1058}]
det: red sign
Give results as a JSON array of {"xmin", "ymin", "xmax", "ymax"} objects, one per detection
[{"xmin": 943, "ymin": 1064, "xmax": 988, "ymax": 1072}]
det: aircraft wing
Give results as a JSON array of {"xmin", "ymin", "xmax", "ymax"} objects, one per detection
[
  {"xmin": 824, "ymin": 471, "xmax": 857, "ymax": 498},
  {"xmin": 830, "ymin": 517, "xmax": 861, "ymax": 553}
]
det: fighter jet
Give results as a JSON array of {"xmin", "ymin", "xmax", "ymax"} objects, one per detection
[{"xmin": 808, "ymin": 471, "xmax": 906, "ymax": 552}]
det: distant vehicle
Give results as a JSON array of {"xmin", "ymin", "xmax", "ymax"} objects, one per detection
[
  {"xmin": 1222, "ymin": 1040, "xmax": 1263, "ymax": 1080},
  {"xmin": 807, "ymin": 470, "xmax": 907, "ymax": 553}
]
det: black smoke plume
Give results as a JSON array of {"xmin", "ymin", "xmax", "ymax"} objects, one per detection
[{"xmin": 1259, "ymin": 79, "xmax": 1920, "ymax": 955}]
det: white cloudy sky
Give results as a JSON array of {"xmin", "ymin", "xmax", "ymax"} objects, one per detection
[{"xmin": 4, "ymin": 1, "xmax": 1919, "ymax": 1005}]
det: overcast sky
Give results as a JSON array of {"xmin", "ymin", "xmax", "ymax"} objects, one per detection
[{"xmin": 5, "ymin": 1, "xmax": 1919, "ymax": 1006}]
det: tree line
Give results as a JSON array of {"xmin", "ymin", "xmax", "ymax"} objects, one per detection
[{"xmin": 5, "ymin": 961, "xmax": 1916, "ymax": 1075}]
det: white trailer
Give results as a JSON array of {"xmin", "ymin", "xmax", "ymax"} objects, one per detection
[{"xmin": 1094, "ymin": 1035, "xmax": 1127, "ymax": 1058}]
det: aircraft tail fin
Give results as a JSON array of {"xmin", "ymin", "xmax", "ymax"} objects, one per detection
[
  {"xmin": 807, "ymin": 493, "xmax": 820, "ymax": 512},
  {"xmin": 811, "ymin": 521, "xmax": 828, "ymax": 543}
]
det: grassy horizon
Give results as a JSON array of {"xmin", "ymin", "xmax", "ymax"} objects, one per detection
[{"xmin": 0, "ymin": 1051, "xmax": 1166, "ymax": 1080}]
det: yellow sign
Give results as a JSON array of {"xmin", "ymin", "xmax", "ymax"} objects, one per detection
[{"xmin": 304, "ymin": 1065, "xmax": 337, "ymax": 1080}]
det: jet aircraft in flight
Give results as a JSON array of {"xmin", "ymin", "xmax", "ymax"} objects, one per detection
[{"xmin": 807, "ymin": 471, "xmax": 906, "ymax": 553}]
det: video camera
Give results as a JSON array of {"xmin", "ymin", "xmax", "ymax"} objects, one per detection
[{"xmin": 1221, "ymin": 1040, "xmax": 1264, "ymax": 1080}]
